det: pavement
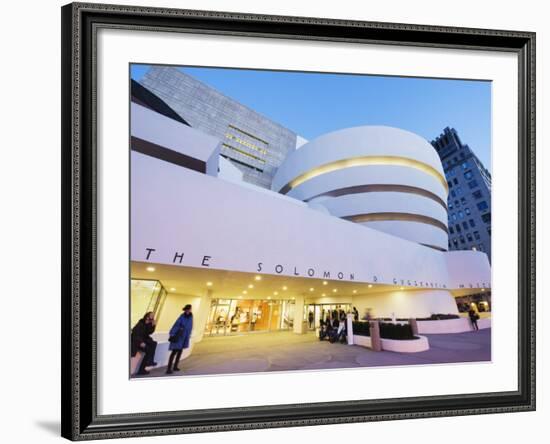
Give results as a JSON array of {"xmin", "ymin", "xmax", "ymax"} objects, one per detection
[{"xmin": 136, "ymin": 328, "xmax": 491, "ymax": 378}]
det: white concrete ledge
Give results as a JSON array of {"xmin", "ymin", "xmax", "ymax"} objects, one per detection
[
  {"xmin": 381, "ymin": 335, "xmax": 429, "ymax": 353},
  {"xmin": 130, "ymin": 332, "xmax": 193, "ymax": 376},
  {"xmin": 353, "ymin": 334, "xmax": 429, "ymax": 353},
  {"xmin": 417, "ymin": 317, "xmax": 491, "ymax": 334}
]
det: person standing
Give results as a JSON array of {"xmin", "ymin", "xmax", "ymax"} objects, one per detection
[
  {"xmin": 468, "ymin": 307, "xmax": 480, "ymax": 331},
  {"xmin": 166, "ymin": 304, "xmax": 193, "ymax": 375},
  {"xmin": 131, "ymin": 311, "xmax": 157, "ymax": 376},
  {"xmin": 308, "ymin": 311, "xmax": 314, "ymax": 329}
]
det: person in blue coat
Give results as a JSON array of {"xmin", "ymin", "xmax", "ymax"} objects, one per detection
[{"xmin": 166, "ymin": 304, "xmax": 193, "ymax": 374}]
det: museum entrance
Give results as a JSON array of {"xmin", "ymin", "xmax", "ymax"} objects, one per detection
[
  {"xmin": 205, "ymin": 298, "xmax": 296, "ymax": 336},
  {"xmin": 305, "ymin": 303, "xmax": 352, "ymax": 331}
]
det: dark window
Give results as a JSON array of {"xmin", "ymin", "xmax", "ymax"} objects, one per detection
[
  {"xmin": 456, "ymin": 224, "xmax": 462, "ymax": 233},
  {"xmin": 455, "ymin": 200, "xmax": 460, "ymax": 206},
  {"xmin": 451, "ymin": 190, "xmax": 456, "ymax": 198},
  {"xmin": 482, "ymin": 213, "xmax": 491, "ymax": 224},
  {"xmin": 473, "ymin": 190, "xmax": 483, "ymax": 199},
  {"xmin": 468, "ymin": 180, "xmax": 478, "ymax": 189},
  {"xmin": 460, "ymin": 235, "xmax": 465, "ymax": 244},
  {"xmin": 487, "ymin": 226, "xmax": 491, "ymax": 235},
  {"xmin": 469, "ymin": 219, "xmax": 476, "ymax": 228},
  {"xmin": 477, "ymin": 201, "xmax": 489, "ymax": 211},
  {"xmin": 467, "ymin": 233, "xmax": 473, "ymax": 242},
  {"xmin": 460, "ymin": 152, "xmax": 466, "ymax": 158},
  {"xmin": 449, "ymin": 226, "xmax": 454, "ymax": 234},
  {"xmin": 464, "ymin": 170, "xmax": 473, "ymax": 180},
  {"xmin": 449, "ymin": 203, "xmax": 454, "ymax": 210},
  {"xmin": 453, "ymin": 178, "xmax": 458, "ymax": 185},
  {"xmin": 448, "ymin": 181, "xmax": 453, "ymax": 188},
  {"xmin": 451, "ymin": 213, "xmax": 457, "ymax": 221},
  {"xmin": 478, "ymin": 243, "xmax": 484, "ymax": 252},
  {"xmin": 461, "ymin": 197, "xmax": 466, "ymax": 204},
  {"xmin": 474, "ymin": 231, "xmax": 481, "ymax": 240},
  {"xmin": 456, "ymin": 186, "xmax": 462, "ymax": 194},
  {"xmin": 453, "ymin": 239, "xmax": 459, "ymax": 248},
  {"xmin": 462, "ymin": 221, "xmax": 468, "ymax": 230}
]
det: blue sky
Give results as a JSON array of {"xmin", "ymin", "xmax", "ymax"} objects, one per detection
[{"xmin": 131, "ymin": 64, "xmax": 491, "ymax": 171}]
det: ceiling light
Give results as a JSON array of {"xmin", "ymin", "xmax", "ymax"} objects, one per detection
[
  {"xmin": 309, "ymin": 287, "xmax": 314, "ymax": 292},
  {"xmin": 323, "ymin": 281, "xmax": 328, "ymax": 285},
  {"xmin": 206, "ymin": 282, "xmax": 213, "ymax": 287},
  {"xmin": 274, "ymin": 291, "xmax": 279, "ymax": 296},
  {"xmin": 368, "ymin": 284, "xmax": 373, "ymax": 288},
  {"xmin": 146, "ymin": 266, "xmax": 155, "ymax": 272},
  {"xmin": 243, "ymin": 290, "xmax": 248, "ymax": 295},
  {"xmin": 239, "ymin": 295, "xmax": 243, "ymax": 299},
  {"xmin": 322, "ymin": 293, "xmax": 326, "ymax": 297},
  {"xmin": 400, "ymin": 287, "xmax": 404, "ymax": 290},
  {"xmin": 332, "ymin": 289, "xmax": 337, "ymax": 293},
  {"xmin": 352, "ymin": 290, "xmax": 357, "ymax": 294},
  {"xmin": 248, "ymin": 284, "xmax": 254, "ymax": 289},
  {"xmin": 267, "ymin": 296, "xmax": 271, "ymax": 300},
  {"xmin": 255, "ymin": 275, "xmax": 262, "ymax": 281},
  {"xmin": 170, "ymin": 287, "xmax": 176, "ymax": 292},
  {"xmin": 282, "ymin": 286, "xmax": 288, "ymax": 291},
  {"xmin": 481, "ymin": 288, "xmax": 485, "ymax": 292}
]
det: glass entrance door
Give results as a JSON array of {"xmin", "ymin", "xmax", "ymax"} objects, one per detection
[
  {"xmin": 307, "ymin": 303, "xmax": 352, "ymax": 331},
  {"xmin": 205, "ymin": 299, "xmax": 296, "ymax": 336}
]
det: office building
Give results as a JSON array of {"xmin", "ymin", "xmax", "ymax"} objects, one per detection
[
  {"xmin": 431, "ymin": 127, "xmax": 492, "ymax": 261},
  {"xmin": 140, "ymin": 66, "xmax": 301, "ymax": 189}
]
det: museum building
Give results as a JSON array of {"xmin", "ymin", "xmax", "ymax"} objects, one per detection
[{"xmin": 129, "ymin": 69, "xmax": 492, "ymax": 360}]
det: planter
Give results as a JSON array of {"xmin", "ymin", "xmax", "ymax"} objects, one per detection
[
  {"xmin": 380, "ymin": 335, "xmax": 429, "ymax": 353},
  {"xmin": 353, "ymin": 334, "xmax": 429, "ymax": 353}
]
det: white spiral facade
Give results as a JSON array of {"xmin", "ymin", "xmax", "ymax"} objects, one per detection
[{"xmin": 271, "ymin": 126, "xmax": 449, "ymax": 251}]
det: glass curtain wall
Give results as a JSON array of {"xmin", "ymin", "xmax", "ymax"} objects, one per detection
[
  {"xmin": 130, "ymin": 279, "xmax": 167, "ymax": 329},
  {"xmin": 205, "ymin": 299, "xmax": 295, "ymax": 336}
]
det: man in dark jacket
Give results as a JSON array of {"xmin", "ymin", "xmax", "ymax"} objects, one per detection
[{"xmin": 131, "ymin": 311, "xmax": 157, "ymax": 375}]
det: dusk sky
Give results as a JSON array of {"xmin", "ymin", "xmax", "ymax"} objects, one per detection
[{"xmin": 131, "ymin": 64, "xmax": 491, "ymax": 172}]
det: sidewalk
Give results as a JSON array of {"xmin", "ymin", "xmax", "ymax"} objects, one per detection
[{"xmin": 136, "ymin": 328, "xmax": 491, "ymax": 378}]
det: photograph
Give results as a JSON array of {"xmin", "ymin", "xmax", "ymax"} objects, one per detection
[{"xmin": 129, "ymin": 64, "xmax": 493, "ymax": 378}]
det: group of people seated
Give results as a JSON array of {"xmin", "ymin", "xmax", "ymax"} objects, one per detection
[{"xmin": 318, "ymin": 309, "xmax": 348, "ymax": 344}]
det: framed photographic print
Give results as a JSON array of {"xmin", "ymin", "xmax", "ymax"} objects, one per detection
[{"xmin": 61, "ymin": 2, "xmax": 536, "ymax": 440}]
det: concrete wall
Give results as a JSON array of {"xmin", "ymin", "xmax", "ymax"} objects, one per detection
[
  {"xmin": 131, "ymin": 151, "xmax": 490, "ymax": 295},
  {"xmin": 271, "ymin": 126, "xmax": 449, "ymax": 250},
  {"xmin": 155, "ymin": 293, "xmax": 203, "ymax": 333},
  {"xmin": 352, "ymin": 289, "xmax": 459, "ymax": 319}
]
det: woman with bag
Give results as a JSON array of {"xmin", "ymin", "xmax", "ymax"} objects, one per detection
[{"xmin": 166, "ymin": 304, "xmax": 193, "ymax": 375}]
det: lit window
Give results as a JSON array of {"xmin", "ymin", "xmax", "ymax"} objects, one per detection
[
  {"xmin": 477, "ymin": 201, "xmax": 489, "ymax": 211},
  {"xmin": 472, "ymin": 190, "xmax": 483, "ymax": 199}
]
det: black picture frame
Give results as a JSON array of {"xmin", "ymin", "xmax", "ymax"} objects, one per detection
[{"xmin": 61, "ymin": 2, "xmax": 536, "ymax": 440}]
